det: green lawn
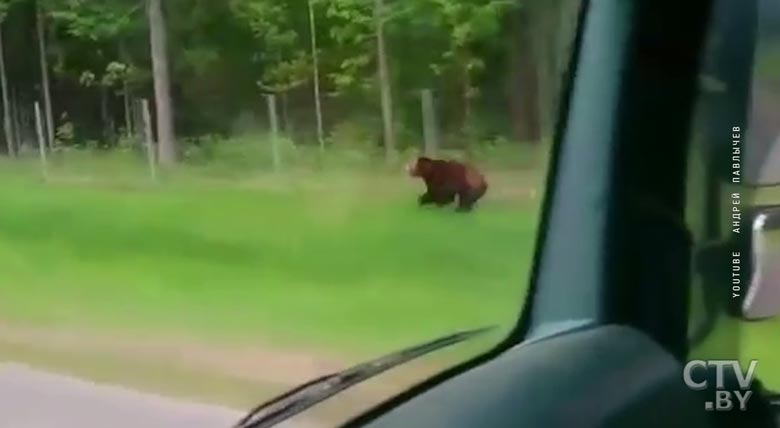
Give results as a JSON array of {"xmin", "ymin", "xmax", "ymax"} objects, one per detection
[{"xmin": 0, "ymin": 157, "xmax": 537, "ymax": 357}]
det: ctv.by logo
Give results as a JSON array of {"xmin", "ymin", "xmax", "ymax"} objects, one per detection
[{"xmin": 683, "ymin": 360, "xmax": 759, "ymax": 411}]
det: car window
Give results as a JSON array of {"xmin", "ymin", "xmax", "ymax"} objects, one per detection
[
  {"xmin": 0, "ymin": 0, "xmax": 580, "ymax": 426},
  {"xmin": 686, "ymin": 0, "xmax": 780, "ymax": 393}
]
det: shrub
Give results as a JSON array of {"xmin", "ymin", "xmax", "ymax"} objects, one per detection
[{"xmin": 326, "ymin": 119, "xmax": 380, "ymax": 150}]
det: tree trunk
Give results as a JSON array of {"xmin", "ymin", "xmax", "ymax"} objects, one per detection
[
  {"xmin": 281, "ymin": 91, "xmax": 291, "ymax": 136},
  {"xmin": 146, "ymin": 0, "xmax": 177, "ymax": 164},
  {"xmin": 421, "ymin": 88, "xmax": 439, "ymax": 156},
  {"xmin": 461, "ymin": 59, "xmax": 471, "ymax": 133},
  {"xmin": 528, "ymin": 0, "xmax": 575, "ymax": 141},
  {"xmin": 123, "ymin": 81, "xmax": 132, "ymax": 139},
  {"xmin": 11, "ymin": 86, "xmax": 22, "ymax": 148},
  {"xmin": 0, "ymin": 23, "xmax": 14, "ymax": 157},
  {"xmin": 530, "ymin": 3, "xmax": 553, "ymax": 140},
  {"xmin": 100, "ymin": 85, "xmax": 112, "ymax": 145},
  {"xmin": 307, "ymin": 0, "xmax": 324, "ymax": 151},
  {"xmin": 119, "ymin": 41, "xmax": 132, "ymax": 140},
  {"xmin": 140, "ymin": 99, "xmax": 157, "ymax": 181},
  {"xmin": 374, "ymin": 0, "xmax": 395, "ymax": 161},
  {"xmin": 507, "ymin": 6, "xmax": 540, "ymax": 143},
  {"xmin": 132, "ymin": 97, "xmax": 143, "ymax": 141},
  {"xmin": 36, "ymin": 4, "xmax": 54, "ymax": 149},
  {"xmin": 34, "ymin": 101, "xmax": 48, "ymax": 179},
  {"xmin": 266, "ymin": 94, "xmax": 281, "ymax": 171}
]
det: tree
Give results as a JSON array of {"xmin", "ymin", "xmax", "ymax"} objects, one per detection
[
  {"xmin": 506, "ymin": 4, "xmax": 539, "ymax": 142},
  {"xmin": 525, "ymin": 0, "xmax": 580, "ymax": 140},
  {"xmin": 325, "ymin": 0, "xmax": 375, "ymax": 94},
  {"xmin": 230, "ymin": 0, "xmax": 305, "ymax": 89},
  {"xmin": 146, "ymin": 0, "xmax": 176, "ymax": 164},
  {"xmin": 230, "ymin": 0, "xmax": 314, "ymax": 148},
  {"xmin": 413, "ymin": 0, "xmax": 514, "ymax": 132},
  {"xmin": 36, "ymin": 0, "xmax": 54, "ymax": 148},
  {"xmin": 76, "ymin": 61, "xmax": 134, "ymax": 143},
  {"xmin": 0, "ymin": 0, "xmax": 17, "ymax": 156},
  {"xmin": 374, "ymin": 0, "xmax": 395, "ymax": 160},
  {"xmin": 0, "ymin": 0, "xmax": 531, "ymax": 157},
  {"xmin": 49, "ymin": 0, "xmax": 142, "ymax": 143},
  {"xmin": 307, "ymin": 0, "xmax": 324, "ymax": 150},
  {"xmin": 327, "ymin": 0, "xmax": 399, "ymax": 158}
]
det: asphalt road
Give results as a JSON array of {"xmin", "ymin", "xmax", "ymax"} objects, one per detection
[{"xmin": 0, "ymin": 363, "xmax": 311, "ymax": 428}]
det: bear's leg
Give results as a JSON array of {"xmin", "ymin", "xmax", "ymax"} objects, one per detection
[
  {"xmin": 456, "ymin": 192, "xmax": 477, "ymax": 212},
  {"xmin": 418, "ymin": 192, "xmax": 435, "ymax": 206},
  {"xmin": 421, "ymin": 190, "xmax": 454, "ymax": 207},
  {"xmin": 456, "ymin": 183, "xmax": 487, "ymax": 212},
  {"xmin": 434, "ymin": 192, "xmax": 455, "ymax": 207}
]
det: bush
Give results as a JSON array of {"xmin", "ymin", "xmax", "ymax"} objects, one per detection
[
  {"xmin": 39, "ymin": 128, "xmax": 548, "ymax": 181},
  {"xmin": 181, "ymin": 133, "xmax": 298, "ymax": 175},
  {"xmin": 181, "ymin": 134, "xmax": 222, "ymax": 165},
  {"xmin": 326, "ymin": 119, "xmax": 380, "ymax": 150},
  {"xmin": 466, "ymin": 136, "xmax": 551, "ymax": 171},
  {"xmin": 55, "ymin": 119, "xmax": 75, "ymax": 147}
]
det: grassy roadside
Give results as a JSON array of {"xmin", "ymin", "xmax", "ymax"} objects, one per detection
[
  {"xmin": 0, "ymin": 158, "xmax": 537, "ymax": 356},
  {"xmin": 0, "ymin": 316, "xmax": 513, "ymax": 426},
  {"xmin": 0, "ymin": 153, "xmax": 536, "ymax": 423}
]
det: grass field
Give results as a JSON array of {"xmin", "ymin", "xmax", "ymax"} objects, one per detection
[
  {"xmin": 0, "ymin": 150, "xmax": 540, "ymax": 420},
  {"xmin": 0, "ymin": 151, "xmax": 539, "ymax": 357}
]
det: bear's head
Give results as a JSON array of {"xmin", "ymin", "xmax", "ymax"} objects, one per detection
[{"xmin": 406, "ymin": 156, "xmax": 433, "ymax": 178}]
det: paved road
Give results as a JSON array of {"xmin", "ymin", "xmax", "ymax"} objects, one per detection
[{"xmin": 0, "ymin": 363, "xmax": 310, "ymax": 428}]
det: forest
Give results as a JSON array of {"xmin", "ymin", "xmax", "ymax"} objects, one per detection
[{"xmin": 0, "ymin": 0, "xmax": 577, "ymax": 167}]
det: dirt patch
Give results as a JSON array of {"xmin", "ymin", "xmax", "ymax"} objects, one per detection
[
  {"xmin": 0, "ymin": 322, "xmax": 477, "ymax": 426},
  {"xmin": 0, "ymin": 324, "xmax": 346, "ymax": 386},
  {"xmin": 0, "ymin": 323, "xmax": 440, "ymax": 397}
]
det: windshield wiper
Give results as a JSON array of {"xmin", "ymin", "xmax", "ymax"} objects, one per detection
[{"xmin": 232, "ymin": 326, "xmax": 494, "ymax": 428}]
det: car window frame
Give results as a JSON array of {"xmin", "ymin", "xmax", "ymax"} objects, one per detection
[{"xmin": 341, "ymin": 0, "xmax": 720, "ymax": 425}]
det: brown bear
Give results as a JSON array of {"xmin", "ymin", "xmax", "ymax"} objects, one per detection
[{"xmin": 406, "ymin": 156, "xmax": 488, "ymax": 212}]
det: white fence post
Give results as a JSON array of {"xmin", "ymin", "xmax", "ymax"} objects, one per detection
[
  {"xmin": 141, "ymin": 99, "xmax": 157, "ymax": 182},
  {"xmin": 266, "ymin": 94, "xmax": 281, "ymax": 171},
  {"xmin": 33, "ymin": 101, "xmax": 48, "ymax": 180},
  {"xmin": 421, "ymin": 88, "xmax": 438, "ymax": 157}
]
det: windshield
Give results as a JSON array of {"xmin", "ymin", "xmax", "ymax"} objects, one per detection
[{"xmin": 0, "ymin": 0, "xmax": 580, "ymax": 426}]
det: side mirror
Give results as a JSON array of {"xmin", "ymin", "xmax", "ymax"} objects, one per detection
[{"xmin": 741, "ymin": 205, "xmax": 780, "ymax": 319}]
